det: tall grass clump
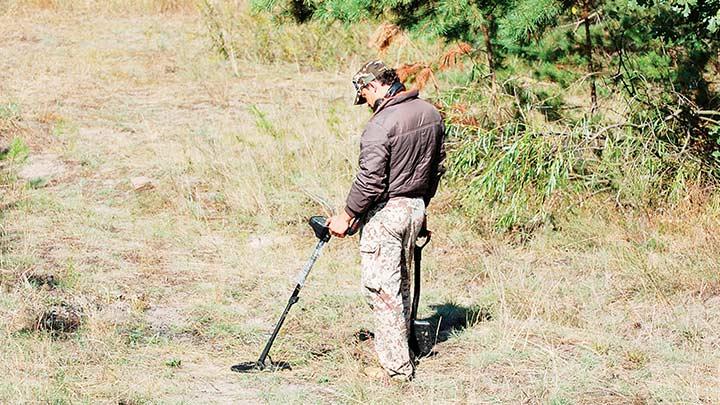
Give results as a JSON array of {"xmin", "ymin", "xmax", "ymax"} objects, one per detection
[
  {"xmin": 0, "ymin": 138, "xmax": 29, "ymax": 163},
  {"xmin": 200, "ymin": 0, "xmax": 374, "ymax": 71},
  {"xmin": 177, "ymin": 101, "xmax": 361, "ymax": 227},
  {"xmin": 444, "ymin": 83, "xmax": 715, "ymax": 232},
  {"xmin": 0, "ymin": 102, "xmax": 22, "ymax": 140}
]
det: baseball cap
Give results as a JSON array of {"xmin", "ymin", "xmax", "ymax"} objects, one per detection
[{"xmin": 352, "ymin": 60, "xmax": 388, "ymax": 105}]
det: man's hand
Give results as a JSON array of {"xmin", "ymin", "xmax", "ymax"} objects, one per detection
[{"xmin": 326, "ymin": 211, "xmax": 353, "ymax": 238}]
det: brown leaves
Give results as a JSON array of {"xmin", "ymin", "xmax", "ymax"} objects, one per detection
[
  {"xmin": 396, "ymin": 63, "xmax": 437, "ymax": 92},
  {"xmin": 396, "ymin": 63, "xmax": 425, "ymax": 83},
  {"xmin": 392, "ymin": 41, "xmax": 474, "ymax": 93},
  {"xmin": 368, "ymin": 23, "xmax": 403, "ymax": 54},
  {"xmin": 376, "ymin": 40, "xmax": 473, "ymax": 94},
  {"xmin": 440, "ymin": 42, "xmax": 473, "ymax": 71},
  {"xmin": 414, "ymin": 67, "xmax": 434, "ymax": 91},
  {"xmin": 447, "ymin": 103, "xmax": 480, "ymax": 127}
]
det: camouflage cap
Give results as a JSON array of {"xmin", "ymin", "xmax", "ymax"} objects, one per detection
[{"xmin": 352, "ymin": 60, "xmax": 388, "ymax": 105}]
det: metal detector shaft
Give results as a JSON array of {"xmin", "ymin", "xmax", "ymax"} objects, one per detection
[
  {"xmin": 256, "ymin": 238, "xmax": 326, "ymax": 366},
  {"xmin": 232, "ymin": 215, "xmax": 355, "ymax": 373}
]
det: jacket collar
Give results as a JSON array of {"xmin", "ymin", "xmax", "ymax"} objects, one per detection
[{"xmin": 372, "ymin": 89, "xmax": 419, "ymax": 116}]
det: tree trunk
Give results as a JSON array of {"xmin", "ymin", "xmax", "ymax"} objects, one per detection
[
  {"xmin": 583, "ymin": 1, "xmax": 597, "ymax": 113},
  {"xmin": 481, "ymin": 14, "xmax": 497, "ymax": 86}
]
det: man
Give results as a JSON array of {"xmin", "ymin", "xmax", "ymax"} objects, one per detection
[{"xmin": 326, "ymin": 60, "xmax": 446, "ymax": 381}]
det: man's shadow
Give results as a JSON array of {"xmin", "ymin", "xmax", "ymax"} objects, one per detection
[{"xmin": 414, "ymin": 303, "xmax": 492, "ymax": 357}]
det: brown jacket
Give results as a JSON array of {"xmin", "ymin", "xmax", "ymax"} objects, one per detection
[{"xmin": 344, "ymin": 89, "xmax": 446, "ymax": 218}]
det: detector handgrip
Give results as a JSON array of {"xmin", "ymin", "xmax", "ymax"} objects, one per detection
[
  {"xmin": 309, "ymin": 216, "xmax": 331, "ymax": 241},
  {"xmin": 308, "ymin": 215, "xmax": 359, "ymax": 240}
]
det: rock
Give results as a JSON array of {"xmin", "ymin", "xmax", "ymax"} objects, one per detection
[
  {"xmin": 130, "ymin": 176, "xmax": 155, "ymax": 191},
  {"xmin": 26, "ymin": 272, "xmax": 59, "ymax": 290},
  {"xmin": 37, "ymin": 304, "xmax": 82, "ymax": 335},
  {"xmin": 18, "ymin": 154, "xmax": 66, "ymax": 183}
]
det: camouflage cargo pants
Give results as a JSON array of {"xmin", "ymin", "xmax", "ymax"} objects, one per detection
[{"xmin": 360, "ymin": 197, "xmax": 425, "ymax": 379}]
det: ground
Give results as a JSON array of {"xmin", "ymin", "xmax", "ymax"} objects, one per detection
[{"xmin": 1, "ymin": 7, "xmax": 719, "ymax": 405}]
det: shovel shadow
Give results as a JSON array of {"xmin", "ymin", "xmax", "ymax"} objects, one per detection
[{"xmin": 415, "ymin": 303, "xmax": 492, "ymax": 357}]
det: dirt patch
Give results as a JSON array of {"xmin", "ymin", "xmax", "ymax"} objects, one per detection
[
  {"xmin": 146, "ymin": 305, "xmax": 188, "ymax": 335},
  {"xmin": 130, "ymin": 176, "xmax": 155, "ymax": 191},
  {"xmin": 246, "ymin": 234, "xmax": 291, "ymax": 250},
  {"xmin": 169, "ymin": 360, "xmax": 327, "ymax": 404},
  {"xmin": 169, "ymin": 362, "xmax": 266, "ymax": 403},
  {"xmin": 97, "ymin": 299, "xmax": 133, "ymax": 326},
  {"xmin": 18, "ymin": 153, "xmax": 66, "ymax": 183}
]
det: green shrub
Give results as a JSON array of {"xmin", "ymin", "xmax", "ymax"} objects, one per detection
[
  {"xmin": 0, "ymin": 137, "xmax": 29, "ymax": 163},
  {"xmin": 447, "ymin": 123, "xmax": 574, "ymax": 231},
  {"xmin": 446, "ymin": 102, "xmax": 711, "ymax": 231}
]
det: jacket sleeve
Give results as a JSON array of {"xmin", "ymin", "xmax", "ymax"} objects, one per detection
[
  {"xmin": 344, "ymin": 122, "xmax": 390, "ymax": 217},
  {"xmin": 424, "ymin": 120, "xmax": 446, "ymax": 206}
]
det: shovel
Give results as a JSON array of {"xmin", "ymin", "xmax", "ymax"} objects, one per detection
[{"xmin": 409, "ymin": 229, "xmax": 434, "ymax": 357}]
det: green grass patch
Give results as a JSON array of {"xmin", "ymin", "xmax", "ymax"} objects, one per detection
[{"xmin": 0, "ymin": 137, "xmax": 29, "ymax": 163}]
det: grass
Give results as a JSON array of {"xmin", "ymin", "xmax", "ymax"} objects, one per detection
[
  {"xmin": 0, "ymin": 2, "xmax": 719, "ymax": 404},
  {"xmin": 0, "ymin": 0, "xmax": 197, "ymax": 14}
]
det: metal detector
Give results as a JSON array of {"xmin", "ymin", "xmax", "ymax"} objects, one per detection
[{"xmin": 231, "ymin": 215, "xmax": 356, "ymax": 373}]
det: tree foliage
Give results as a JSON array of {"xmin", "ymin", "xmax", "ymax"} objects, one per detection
[
  {"xmin": 251, "ymin": 0, "xmax": 720, "ymax": 230},
  {"xmin": 255, "ymin": 0, "xmax": 718, "ymax": 104}
]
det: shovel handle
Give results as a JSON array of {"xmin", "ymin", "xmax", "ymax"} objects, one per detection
[
  {"xmin": 416, "ymin": 229, "xmax": 431, "ymax": 249},
  {"xmin": 345, "ymin": 217, "xmax": 360, "ymax": 237}
]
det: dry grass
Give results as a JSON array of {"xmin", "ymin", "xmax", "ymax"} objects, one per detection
[
  {"xmin": 1, "ymin": 0, "xmax": 197, "ymax": 14},
  {"xmin": 0, "ymin": 5, "xmax": 719, "ymax": 405}
]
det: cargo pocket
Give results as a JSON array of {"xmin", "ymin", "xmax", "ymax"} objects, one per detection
[
  {"xmin": 359, "ymin": 238, "xmax": 378, "ymax": 254},
  {"xmin": 360, "ymin": 241, "xmax": 381, "ymax": 294},
  {"xmin": 377, "ymin": 207, "xmax": 405, "ymax": 241}
]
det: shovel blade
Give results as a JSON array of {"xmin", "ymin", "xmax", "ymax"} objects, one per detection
[{"xmin": 412, "ymin": 320, "xmax": 436, "ymax": 357}]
